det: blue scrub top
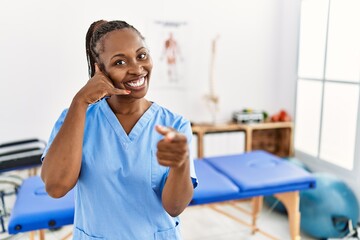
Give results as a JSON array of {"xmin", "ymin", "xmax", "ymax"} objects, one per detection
[{"xmin": 42, "ymin": 99, "xmax": 198, "ymax": 240}]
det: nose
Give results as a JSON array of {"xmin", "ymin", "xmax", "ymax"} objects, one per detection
[{"xmin": 128, "ymin": 61, "xmax": 143, "ymax": 75}]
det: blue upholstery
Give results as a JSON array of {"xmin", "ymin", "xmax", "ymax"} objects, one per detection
[
  {"xmin": 191, "ymin": 150, "xmax": 316, "ymax": 204},
  {"xmin": 191, "ymin": 160, "xmax": 239, "ymax": 205},
  {"xmin": 8, "ymin": 176, "xmax": 74, "ymax": 234}
]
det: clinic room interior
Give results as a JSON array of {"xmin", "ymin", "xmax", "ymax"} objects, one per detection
[{"xmin": 1, "ymin": 0, "xmax": 360, "ymax": 239}]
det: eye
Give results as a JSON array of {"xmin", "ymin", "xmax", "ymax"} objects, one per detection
[
  {"xmin": 115, "ymin": 60, "xmax": 126, "ymax": 66},
  {"xmin": 138, "ymin": 52, "xmax": 148, "ymax": 60}
]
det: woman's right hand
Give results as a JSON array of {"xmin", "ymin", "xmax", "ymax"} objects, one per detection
[{"xmin": 74, "ymin": 64, "xmax": 130, "ymax": 105}]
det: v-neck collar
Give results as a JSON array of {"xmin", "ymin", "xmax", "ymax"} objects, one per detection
[{"xmin": 99, "ymin": 99, "xmax": 159, "ymax": 145}]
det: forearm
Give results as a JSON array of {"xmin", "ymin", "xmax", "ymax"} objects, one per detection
[
  {"xmin": 41, "ymin": 98, "xmax": 88, "ymax": 198},
  {"xmin": 161, "ymin": 160, "xmax": 194, "ymax": 217}
]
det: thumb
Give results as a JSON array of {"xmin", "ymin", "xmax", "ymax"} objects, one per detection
[
  {"xmin": 95, "ymin": 63, "xmax": 101, "ymax": 73},
  {"xmin": 156, "ymin": 125, "xmax": 176, "ymax": 142}
]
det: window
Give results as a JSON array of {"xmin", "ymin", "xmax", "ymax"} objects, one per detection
[{"xmin": 295, "ymin": 0, "xmax": 360, "ymax": 171}]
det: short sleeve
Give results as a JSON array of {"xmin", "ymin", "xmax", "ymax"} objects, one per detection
[
  {"xmin": 41, "ymin": 109, "xmax": 68, "ymax": 161},
  {"xmin": 180, "ymin": 120, "xmax": 198, "ymax": 189}
]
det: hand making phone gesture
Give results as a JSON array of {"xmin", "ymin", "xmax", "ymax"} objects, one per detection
[
  {"xmin": 42, "ymin": 64, "xmax": 130, "ymax": 198},
  {"xmin": 75, "ymin": 64, "xmax": 130, "ymax": 105}
]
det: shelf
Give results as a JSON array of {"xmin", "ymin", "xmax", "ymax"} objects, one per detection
[{"xmin": 191, "ymin": 122, "xmax": 293, "ymax": 158}]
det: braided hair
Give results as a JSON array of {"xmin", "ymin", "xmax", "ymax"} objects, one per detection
[{"xmin": 85, "ymin": 20, "xmax": 145, "ymax": 78}]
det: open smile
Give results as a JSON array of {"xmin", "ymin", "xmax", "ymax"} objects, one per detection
[{"xmin": 124, "ymin": 76, "xmax": 147, "ymax": 90}]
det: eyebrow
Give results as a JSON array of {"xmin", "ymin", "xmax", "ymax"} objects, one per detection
[{"xmin": 110, "ymin": 47, "xmax": 147, "ymax": 60}]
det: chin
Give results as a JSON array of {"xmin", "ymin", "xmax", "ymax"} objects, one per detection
[{"xmin": 131, "ymin": 87, "xmax": 148, "ymax": 99}]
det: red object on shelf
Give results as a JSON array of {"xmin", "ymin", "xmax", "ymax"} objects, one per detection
[{"xmin": 271, "ymin": 110, "xmax": 292, "ymax": 122}]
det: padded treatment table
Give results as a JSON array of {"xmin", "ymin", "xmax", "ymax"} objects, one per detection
[
  {"xmin": 190, "ymin": 150, "xmax": 316, "ymax": 240},
  {"xmin": 0, "ymin": 139, "xmax": 47, "ymax": 234},
  {"xmin": 8, "ymin": 176, "xmax": 74, "ymax": 240},
  {"xmin": 8, "ymin": 151, "xmax": 315, "ymax": 240}
]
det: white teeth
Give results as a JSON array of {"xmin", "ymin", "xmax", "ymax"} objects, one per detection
[{"xmin": 127, "ymin": 77, "xmax": 145, "ymax": 87}]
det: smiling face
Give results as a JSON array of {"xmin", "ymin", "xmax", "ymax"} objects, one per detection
[{"xmin": 96, "ymin": 28, "xmax": 153, "ymax": 99}]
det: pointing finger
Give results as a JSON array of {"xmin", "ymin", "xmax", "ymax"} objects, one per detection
[
  {"xmin": 155, "ymin": 125, "xmax": 186, "ymax": 142},
  {"xmin": 155, "ymin": 125, "xmax": 170, "ymax": 135},
  {"xmin": 155, "ymin": 125, "xmax": 176, "ymax": 142}
]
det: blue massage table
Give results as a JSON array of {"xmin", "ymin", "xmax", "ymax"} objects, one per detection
[
  {"xmin": 0, "ymin": 137, "xmax": 72, "ymax": 240},
  {"xmin": 8, "ymin": 177, "xmax": 74, "ymax": 240},
  {"xmin": 7, "ymin": 150, "xmax": 315, "ymax": 240},
  {"xmin": 0, "ymin": 139, "xmax": 47, "ymax": 237},
  {"xmin": 190, "ymin": 150, "xmax": 316, "ymax": 239}
]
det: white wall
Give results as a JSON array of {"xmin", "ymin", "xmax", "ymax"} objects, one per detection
[{"xmin": 0, "ymin": 0, "xmax": 300, "ymax": 143}]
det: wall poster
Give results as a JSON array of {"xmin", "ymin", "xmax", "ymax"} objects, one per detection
[{"xmin": 146, "ymin": 20, "xmax": 189, "ymax": 90}]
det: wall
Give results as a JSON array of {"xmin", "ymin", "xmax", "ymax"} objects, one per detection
[{"xmin": 0, "ymin": 0, "xmax": 300, "ymax": 143}]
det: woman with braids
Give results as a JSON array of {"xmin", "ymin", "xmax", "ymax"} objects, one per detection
[{"xmin": 40, "ymin": 20, "xmax": 197, "ymax": 239}]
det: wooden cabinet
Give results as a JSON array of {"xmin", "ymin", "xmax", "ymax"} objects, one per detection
[{"xmin": 191, "ymin": 122, "xmax": 293, "ymax": 158}]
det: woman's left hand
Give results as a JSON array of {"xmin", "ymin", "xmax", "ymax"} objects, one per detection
[{"xmin": 155, "ymin": 125, "xmax": 189, "ymax": 169}]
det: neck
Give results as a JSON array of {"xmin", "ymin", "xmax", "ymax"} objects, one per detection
[{"xmin": 106, "ymin": 96, "xmax": 150, "ymax": 115}]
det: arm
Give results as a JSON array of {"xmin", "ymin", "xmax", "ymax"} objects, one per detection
[
  {"xmin": 41, "ymin": 100, "xmax": 87, "ymax": 198},
  {"xmin": 156, "ymin": 125, "xmax": 194, "ymax": 217},
  {"xmin": 41, "ymin": 65, "xmax": 129, "ymax": 198}
]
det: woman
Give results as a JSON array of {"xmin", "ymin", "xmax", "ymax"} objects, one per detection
[{"xmin": 41, "ymin": 20, "xmax": 197, "ymax": 239}]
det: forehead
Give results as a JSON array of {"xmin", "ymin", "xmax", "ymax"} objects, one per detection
[{"xmin": 100, "ymin": 29, "xmax": 145, "ymax": 56}]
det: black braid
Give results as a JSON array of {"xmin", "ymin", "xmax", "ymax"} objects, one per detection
[{"xmin": 85, "ymin": 20, "xmax": 145, "ymax": 77}]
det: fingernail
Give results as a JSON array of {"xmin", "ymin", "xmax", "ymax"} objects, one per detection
[
  {"xmin": 125, "ymin": 90, "xmax": 131, "ymax": 94},
  {"xmin": 167, "ymin": 131, "xmax": 175, "ymax": 140}
]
